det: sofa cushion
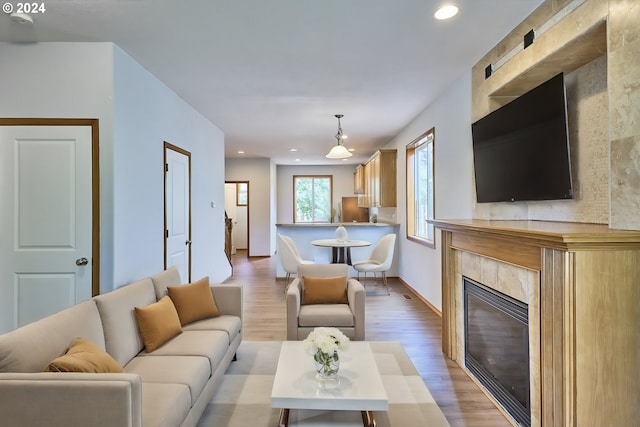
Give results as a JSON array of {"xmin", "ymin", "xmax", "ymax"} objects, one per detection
[
  {"xmin": 150, "ymin": 266, "xmax": 182, "ymax": 300},
  {"xmin": 134, "ymin": 296, "xmax": 183, "ymax": 353},
  {"xmin": 46, "ymin": 338, "xmax": 124, "ymax": 373},
  {"xmin": 168, "ymin": 276, "xmax": 220, "ymax": 325},
  {"xmin": 302, "ymin": 275, "xmax": 348, "ymax": 305},
  {"xmin": 125, "ymin": 355, "xmax": 209, "ymax": 405},
  {"xmin": 182, "ymin": 315, "xmax": 242, "ymax": 343},
  {"xmin": 138, "ymin": 330, "xmax": 229, "ymax": 373},
  {"xmin": 141, "ymin": 382, "xmax": 191, "ymax": 427},
  {"xmin": 298, "ymin": 304, "xmax": 355, "ymax": 327},
  {"xmin": 0, "ymin": 300, "xmax": 104, "ymax": 373},
  {"xmin": 93, "ymin": 278, "xmax": 157, "ymax": 367}
]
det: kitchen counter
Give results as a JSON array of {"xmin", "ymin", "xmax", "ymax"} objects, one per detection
[{"xmin": 276, "ymin": 222, "xmax": 397, "ymax": 227}]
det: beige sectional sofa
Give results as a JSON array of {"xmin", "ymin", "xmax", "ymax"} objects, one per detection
[{"xmin": 0, "ymin": 267, "xmax": 242, "ymax": 427}]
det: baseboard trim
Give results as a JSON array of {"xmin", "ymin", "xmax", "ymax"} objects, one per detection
[{"xmin": 397, "ymin": 277, "xmax": 442, "ymax": 317}]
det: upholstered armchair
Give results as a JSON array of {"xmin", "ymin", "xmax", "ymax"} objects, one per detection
[{"xmin": 286, "ymin": 263, "xmax": 365, "ymax": 341}]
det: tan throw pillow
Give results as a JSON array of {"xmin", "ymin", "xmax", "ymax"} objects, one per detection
[
  {"xmin": 46, "ymin": 338, "xmax": 124, "ymax": 373},
  {"xmin": 302, "ymin": 276, "xmax": 349, "ymax": 305},
  {"xmin": 134, "ymin": 296, "xmax": 182, "ymax": 353},
  {"xmin": 167, "ymin": 276, "xmax": 220, "ymax": 326}
]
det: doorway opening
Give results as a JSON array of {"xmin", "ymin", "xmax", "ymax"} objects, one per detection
[{"xmin": 224, "ymin": 181, "xmax": 250, "ymax": 258}]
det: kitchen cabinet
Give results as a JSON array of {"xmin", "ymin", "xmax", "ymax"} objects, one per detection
[
  {"xmin": 353, "ymin": 164, "xmax": 365, "ymax": 195},
  {"xmin": 357, "ymin": 149, "xmax": 396, "ymax": 208}
]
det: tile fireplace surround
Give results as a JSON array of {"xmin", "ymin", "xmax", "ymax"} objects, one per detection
[{"xmin": 431, "ymin": 219, "xmax": 640, "ymax": 427}]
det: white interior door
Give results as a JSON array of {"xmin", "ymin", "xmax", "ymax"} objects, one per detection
[
  {"xmin": 165, "ymin": 145, "xmax": 191, "ymax": 283},
  {"xmin": 234, "ymin": 206, "xmax": 248, "ymax": 249},
  {"xmin": 0, "ymin": 125, "xmax": 93, "ymax": 333}
]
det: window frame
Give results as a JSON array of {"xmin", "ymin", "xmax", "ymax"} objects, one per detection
[
  {"xmin": 293, "ymin": 175, "xmax": 333, "ymax": 224},
  {"xmin": 406, "ymin": 128, "xmax": 435, "ymax": 248},
  {"xmin": 236, "ymin": 182, "xmax": 248, "ymax": 206}
]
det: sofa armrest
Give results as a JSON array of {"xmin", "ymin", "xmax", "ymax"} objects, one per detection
[
  {"xmin": 286, "ymin": 278, "xmax": 302, "ymax": 340},
  {"xmin": 347, "ymin": 278, "xmax": 366, "ymax": 341},
  {"xmin": 0, "ymin": 372, "xmax": 142, "ymax": 427},
  {"xmin": 211, "ymin": 282, "xmax": 243, "ymax": 319}
]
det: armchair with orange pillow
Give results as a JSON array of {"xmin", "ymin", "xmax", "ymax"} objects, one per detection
[{"xmin": 286, "ymin": 263, "xmax": 365, "ymax": 341}]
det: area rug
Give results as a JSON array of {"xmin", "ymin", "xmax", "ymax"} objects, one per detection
[{"xmin": 197, "ymin": 341, "xmax": 451, "ymax": 427}]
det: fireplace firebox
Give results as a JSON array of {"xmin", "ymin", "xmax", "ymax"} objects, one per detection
[{"xmin": 464, "ymin": 277, "xmax": 530, "ymax": 427}]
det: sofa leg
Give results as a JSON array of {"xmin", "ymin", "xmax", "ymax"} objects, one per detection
[{"xmin": 233, "ymin": 352, "xmax": 237, "ymax": 361}]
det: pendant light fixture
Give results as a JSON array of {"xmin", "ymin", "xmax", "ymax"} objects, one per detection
[{"xmin": 325, "ymin": 114, "xmax": 353, "ymax": 159}]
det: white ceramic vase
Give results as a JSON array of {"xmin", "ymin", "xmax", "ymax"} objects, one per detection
[{"xmin": 335, "ymin": 225, "xmax": 348, "ymax": 242}]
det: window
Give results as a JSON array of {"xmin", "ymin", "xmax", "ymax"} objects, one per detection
[
  {"xmin": 293, "ymin": 175, "xmax": 332, "ymax": 223},
  {"xmin": 406, "ymin": 128, "xmax": 435, "ymax": 247},
  {"xmin": 236, "ymin": 182, "xmax": 248, "ymax": 206}
]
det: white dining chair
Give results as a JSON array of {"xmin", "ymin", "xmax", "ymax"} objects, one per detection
[
  {"xmin": 277, "ymin": 234, "xmax": 314, "ymax": 289},
  {"xmin": 352, "ymin": 233, "xmax": 396, "ymax": 294}
]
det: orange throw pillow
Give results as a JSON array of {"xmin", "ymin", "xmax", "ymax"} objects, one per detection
[
  {"xmin": 302, "ymin": 276, "xmax": 348, "ymax": 305},
  {"xmin": 167, "ymin": 276, "xmax": 220, "ymax": 325},
  {"xmin": 46, "ymin": 338, "xmax": 124, "ymax": 373},
  {"xmin": 134, "ymin": 296, "xmax": 182, "ymax": 352}
]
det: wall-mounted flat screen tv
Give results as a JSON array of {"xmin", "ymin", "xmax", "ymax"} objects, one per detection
[{"xmin": 471, "ymin": 73, "xmax": 573, "ymax": 203}]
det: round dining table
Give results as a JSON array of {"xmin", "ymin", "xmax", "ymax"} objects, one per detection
[{"xmin": 311, "ymin": 239, "xmax": 371, "ymax": 265}]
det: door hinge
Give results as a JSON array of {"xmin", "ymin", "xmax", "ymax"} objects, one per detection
[
  {"xmin": 165, "ymin": 229, "xmax": 169, "ymax": 238},
  {"xmin": 165, "ymin": 163, "xmax": 168, "ymax": 172}
]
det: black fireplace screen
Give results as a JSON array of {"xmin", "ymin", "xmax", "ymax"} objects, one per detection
[{"xmin": 464, "ymin": 277, "xmax": 531, "ymax": 427}]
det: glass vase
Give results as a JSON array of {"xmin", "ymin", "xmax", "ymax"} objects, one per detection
[{"xmin": 314, "ymin": 350, "xmax": 340, "ymax": 379}]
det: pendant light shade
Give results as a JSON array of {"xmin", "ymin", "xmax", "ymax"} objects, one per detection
[
  {"xmin": 326, "ymin": 144, "xmax": 352, "ymax": 159},
  {"xmin": 325, "ymin": 114, "xmax": 352, "ymax": 159}
]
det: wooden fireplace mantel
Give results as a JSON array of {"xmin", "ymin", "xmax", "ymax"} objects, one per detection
[{"xmin": 431, "ymin": 219, "xmax": 640, "ymax": 427}]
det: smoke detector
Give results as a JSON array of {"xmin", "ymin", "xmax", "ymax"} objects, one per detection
[{"xmin": 10, "ymin": 12, "xmax": 33, "ymax": 24}]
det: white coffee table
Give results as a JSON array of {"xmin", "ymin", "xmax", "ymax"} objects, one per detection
[{"xmin": 271, "ymin": 341, "xmax": 388, "ymax": 427}]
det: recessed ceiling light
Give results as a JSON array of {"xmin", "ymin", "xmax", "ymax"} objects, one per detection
[
  {"xmin": 237, "ymin": 150, "xmax": 245, "ymax": 154},
  {"xmin": 341, "ymin": 158, "xmax": 348, "ymax": 161},
  {"xmin": 290, "ymin": 148, "xmax": 298, "ymax": 152},
  {"xmin": 348, "ymin": 148, "xmax": 355, "ymax": 152},
  {"xmin": 295, "ymin": 158, "xmax": 300, "ymax": 162},
  {"xmin": 434, "ymin": 4, "xmax": 458, "ymax": 20}
]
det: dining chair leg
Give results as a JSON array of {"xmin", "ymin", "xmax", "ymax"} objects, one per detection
[
  {"xmin": 284, "ymin": 273, "xmax": 292, "ymax": 294},
  {"xmin": 383, "ymin": 271, "xmax": 390, "ymax": 295}
]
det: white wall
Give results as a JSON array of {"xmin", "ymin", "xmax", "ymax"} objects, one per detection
[
  {"xmin": 225, "ymin": 158, "xmax": 275, "ymax": 256},
  {"xmin": 270, "ymin": 162, "xmax": 277, "ymax": 255},
  {"xmin": 386, "ymin": 71, "xmax": 474, "ymax": 311},
  {"xmin": 112, "ymin": 46, "xmax": 229, "ymax": 286},
  {"xmin": 0, "ymin": 42, "xmax": 231, "ymax": 292},
  {"xmin": 276, "ymin": 164, "xmax": 358, "ymax": 224}
]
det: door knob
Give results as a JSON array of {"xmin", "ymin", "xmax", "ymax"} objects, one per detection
[
  {"xmin": 185, "ymin": 240, "xmax": 192, "ymax": 246},
  {"xmin": 76, "ymin": 257, "xmax": 89, "ymax": 266}
]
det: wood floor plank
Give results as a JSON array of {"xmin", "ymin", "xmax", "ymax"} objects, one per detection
[{"xmin": 224, "ymin": 250, "xmax": 512, "ymax": 427}]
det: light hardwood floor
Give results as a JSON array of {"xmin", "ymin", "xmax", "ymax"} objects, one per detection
[{"xmin": 225, "ymin": 250, "xmax": 512, "ymax": 427}]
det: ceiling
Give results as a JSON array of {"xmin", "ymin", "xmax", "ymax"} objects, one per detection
[{"xmin": 1, "ymin": 0, "xmax": 544, "ymax": 165}]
